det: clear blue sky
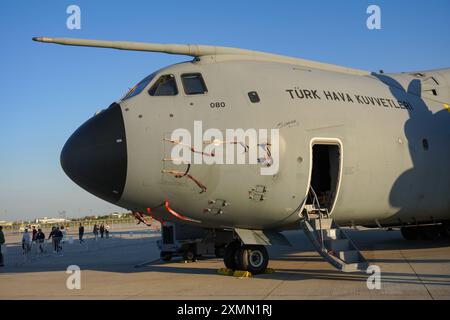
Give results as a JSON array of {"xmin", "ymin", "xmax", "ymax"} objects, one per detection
[{"xmin": 1, "ymin": 0, "xmax": 449, "ymax": 221}]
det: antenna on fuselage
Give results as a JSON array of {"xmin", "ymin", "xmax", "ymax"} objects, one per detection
[{"xmin": 32, "ymin": 37, "xmax": 369, "ymax": 76}]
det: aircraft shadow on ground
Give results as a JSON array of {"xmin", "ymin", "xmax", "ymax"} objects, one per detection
[
  {"xmin": 134, "ymin": 263, "xmax": 450, "ymax": 287},
  {"xmin": 1, "ymin": 231, "xmax": 449, "ymax": 286}
]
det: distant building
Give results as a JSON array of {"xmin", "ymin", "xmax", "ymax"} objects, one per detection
[
  {"xmin": 0, "ymin": 220, "xmax": 13, "ymax": 227},
  {"xmin": 111, "ymin": 213, "xmax": 123, "ymax": 219},
  {"xmin": 35, "ymin": 217, "xmax": 70, "ymax": 224}
]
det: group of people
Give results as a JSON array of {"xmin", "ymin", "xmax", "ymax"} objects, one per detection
[
  {"xmin": 22, "ymin": 222, "xmax": 113, "ymax": 254},
  {"xmin": 0, "ymin": 222, "xmax": 114, "ymax": 266},
  {"xmin": 47, "ymin": 226, "xmax": 65, "ymax": 254},
  {"xmin": 77, "ymin": 223, "xmax": 111, "ymax": 243},
  {"xmin": 20, "ymin": 225, "xmax": 66, "ymax": 255},
  {"xmin": 92, "ymin": 223, "xmax": 110, "ymax": 240}
]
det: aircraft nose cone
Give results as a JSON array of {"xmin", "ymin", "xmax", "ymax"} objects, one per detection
[{"xmin": 60, "ymin": 103, "xmax": 127, "ymax": 203}]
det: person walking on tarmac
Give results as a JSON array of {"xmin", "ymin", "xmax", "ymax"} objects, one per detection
[
  {"xmin": 93, "ymin": 224, "xmax": 99, "ymax": 240},
  {"xmin": 0, "ymin": 226, "xmax": 5, "ymax": 267},
  {"xmin": 60, "ymin": 225, "xmax": 67, "ymax": 243},
  {"xmin": 54, "ymin": 227, "xmax": 63, "ymax": 255},
  {"xmin": 78, "ymin": 223, "xmax": 85, "ymax": 243},
  {"xmin": 48, "ymin": 226, "xmax": 57, "ymax": 253},
  {"xmin": 100, "ymin": 224, "xmax": 105, "ymax": 238},
  {"xmin": 105, "ymin": 224, "xmax": 110, "ymax": 238},
  {"xmin": 32, "ymin": 226, "xmax": 37, "ymax": 243},
  {"xmin": 36, "ymin": 228, "xmax": 46, "ymax": 254},
  {"xmin": 22, "ymin": 229, "xmax": 31, "ymax": 255}
]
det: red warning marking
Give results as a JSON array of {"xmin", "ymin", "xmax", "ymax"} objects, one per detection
[{"xmin": 164, "ymin": 200, "xmax": 200, "ymax": 223}]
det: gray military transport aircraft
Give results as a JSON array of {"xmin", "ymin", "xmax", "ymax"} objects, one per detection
[{"xmin": 33, "ymin": 37, "xmax": 450, "ymax": 274}]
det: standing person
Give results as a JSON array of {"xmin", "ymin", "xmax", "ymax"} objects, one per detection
[
  {"xmin": 93, "ymin": 224, "xmax": 99, "ymax": 240},
  {"xmin": 36, "ymin": 228, "xmax": 45, "ymax": 254},
  {"xmin": 48, "ymin": 226, "xmax": 57, "ymax": 253},
  {"xmin": 31, "ymin": 226, "xmax": 37, "ymax": 252},
  {"xmin": 78, "ymin": 223, "xmax": 85, "ymax": 243},
  {"xmin": 22, "ymin": 229, "xmax": 31, "ymax": 255},
  {"xmin": 31, "ymin": 226, "xmax": 37, "ymax": 243},
  {"xmin": 100, "ymin": 224, "xmax": 105, "ymax": 238},
  {"xmin": 60, "ymin": 225, "xmax": 67, "ymax": 243},
  {"xmin": 54, "ymin": 227, "xmax": 63, "ymax": 255},
  {"xmin": 0, "ymin": 226, "xmax": 5, "ymax": 267},
  {"xmin": 105, "ymin": 224, "xmax": 110, "ymax": 239}
]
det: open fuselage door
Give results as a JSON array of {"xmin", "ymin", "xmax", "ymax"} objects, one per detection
[{"xmin": 301, "ymin": 139, "xmax": 368, "ymax": 272}]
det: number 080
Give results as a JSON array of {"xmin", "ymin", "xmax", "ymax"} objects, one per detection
[{"xmin": 210, "ymin": 102, "xmax": 226, "ymax": 108}]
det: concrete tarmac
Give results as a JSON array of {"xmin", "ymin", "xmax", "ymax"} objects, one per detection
[{"xmin": 0, "ymin": 228, "xmax": 449, "ymax": 299}]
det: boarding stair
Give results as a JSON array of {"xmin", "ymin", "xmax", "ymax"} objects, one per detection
[{"xmin": 300, "ymin": 189, "xmax": 369, "ymax": 272}]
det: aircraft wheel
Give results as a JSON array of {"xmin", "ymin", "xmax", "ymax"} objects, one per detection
[
  {"xmin": 440, "ymin": 222, "xmax": 450, "ymax": 238},
  {"xmin": 401, "ymin": 227, "xmax": 419, "ymax": 240},
  {"xmin": 182, "ymin": 249, "xmax": 195, "ymax": 261},
  {"xmin": 223, "ymin": 240, "xmax": 240, "ymax": 269},
  {"xmin": 160, "ymin": 251, "xmax": 172, "ymax": 261},
  {"xmin": 238, "ymin": 245, "xmax": 269, "ymax": 275},
  {"xmin": 215, "ymin": 245, "xmax": 226, "ymax": 258},
  {"xmin": 419, "ymin": 225, "xmax": 440, "ymax": 240}
]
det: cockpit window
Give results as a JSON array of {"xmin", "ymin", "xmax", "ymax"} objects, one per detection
[
  {"xmin": 181, "ymin": 73, "xmax": 208, "ymax": 95},
  {"xmin": 122, "ymin": 72, "xmax": 156, "ymax": 100},
  {"xmin": 148, "ymin": 74, "xmax": 178, "ymax": 96}
]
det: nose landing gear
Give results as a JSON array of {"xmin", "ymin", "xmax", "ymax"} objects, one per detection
[{"xmin": 223, "ymin": 241, "xmax": 269, "ymax": 275}]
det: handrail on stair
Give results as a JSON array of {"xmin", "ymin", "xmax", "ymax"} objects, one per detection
[
  {"xmin": 300, "ymin": 189, "xmax": 369, "ymax": 272},
  {"xmin": 307, "ymin": 187, "xmax": 329, "ymax": 252}
]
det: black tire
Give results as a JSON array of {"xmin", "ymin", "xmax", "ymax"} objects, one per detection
[
  {"xmin": 234, "ymin": 246, "xmax": 245, "ymax": 271},
  {"xmin": 440, "ymin": 222, "xmax": 450, "ymax": 238},
  {"xmin": 160, "ymin": 251, "xmax": 172, "ymax": 261},
  {"xmin": 401, "ymin": 227, "xmax": 419, "ymax": 240},
  {"xmin": 215, "ymin": 246, "xmax": 226, "ymax": 258},
  {"xmin": 238, "ymin": 245, "xmax": 269, "ymax": 275},
  {"xmin": 223, "ymin": 241, "xmax": 240, "ymax": 269},
  {"xmin": 419, "ymin": 225, "xmax": 440, "ymax": 240},
  {"xmin": 182, "ymin": 250, "xmax": 195, "ymax": 261}
]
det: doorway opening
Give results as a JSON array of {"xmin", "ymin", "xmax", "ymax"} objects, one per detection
[{"xmin": 306, "ymin": 144, "xmax": 341, "ymax": 212}]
